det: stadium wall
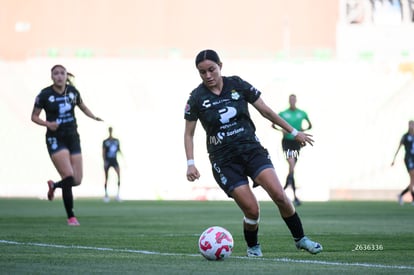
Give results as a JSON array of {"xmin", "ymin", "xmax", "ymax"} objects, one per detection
[{"xmin": 1, "ymin": 0, "xmax": 414, "ymax": 201}]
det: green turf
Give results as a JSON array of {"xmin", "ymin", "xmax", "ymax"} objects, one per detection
[{"xmin": 0, "ymin": 199, "xmax": 413, "ymax": 274}]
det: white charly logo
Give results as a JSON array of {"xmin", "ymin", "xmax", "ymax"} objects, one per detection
[
  {"xmin": 219, "ymin": 107, "xmax": 237, "ymax": 124},
  {"xmin": 48, "ymin": 95, "xmax": 55, "ymax": 102},
  {"xmin": 202, "ymin": 99, "xmax": 211, "ymax": 108}
]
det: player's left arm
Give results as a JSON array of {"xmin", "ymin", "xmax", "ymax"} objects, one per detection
[
  {"xmin": 304, "ymin": 116, "xmax": 312, "ymax": 131},
  {"xmin": 78, "ymin": 101, "xmax": 103, "ymax": 121},
  {"xmin": 118, "ymin": 141, "xmax": 123, "ymax": 157},
  {"xmin": 253, "ymin": 97, "xmax": 314, "ymax": 146}
]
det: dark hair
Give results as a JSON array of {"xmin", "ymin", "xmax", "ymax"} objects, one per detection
[{"xmin": 195, "ymin": 49, "xmax": 221, "ymax": 66}]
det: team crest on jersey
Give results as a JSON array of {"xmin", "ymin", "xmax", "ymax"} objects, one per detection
[
  {"xmin": 231, "ymin": 90, "xmax": 240, "ymax": 100},
  {"xmin": 48, "ymin": 95, "xmax": 55, "ymax": 102},
  {"xmin": 68, "ymin": 92, "xmax": 76, "ymax": 102},
  {"xmin": 184, "ymin": 103, "xmax": 191, "ymax": 114}
]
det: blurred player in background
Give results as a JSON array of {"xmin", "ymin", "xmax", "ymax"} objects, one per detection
[
  {"xmin": 102, "ymin": 126, "xmax": 122, "ymax": 202},
  {"xmin": 184, "ymin": 49, "xmax": 322, "ymax": 257},
  {"xmin": 391, "ymin": 120, "xmax": 414, "ymax": 205},
  {"xmin": 274, "ymin": 94, "xmax": 312, "ymax": 206},
  {"xmin": 31, "ymin": 65, "xmax": 103, "ymax": 226}
]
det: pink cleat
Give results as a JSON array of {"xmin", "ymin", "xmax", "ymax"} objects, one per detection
[
  {"xmin": 67, "ymin": 217, "xmax": 80, "ymax": 226},
  {"xmin": 47, "ymin": 180, "xmax": 55, "ymax": 201}
]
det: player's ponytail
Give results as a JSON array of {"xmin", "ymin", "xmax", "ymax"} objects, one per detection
[{"xmin": 66, "ymin": 72, "xmax": 75, "ymax": 87}]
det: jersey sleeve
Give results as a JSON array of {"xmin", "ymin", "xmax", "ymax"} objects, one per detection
[
  {"xmin": 184, "ymin": 90, "xmax": 199, "ymax": 121},
  {"xmin": 33, "ymin": 90, "xmax": 46, "ymax": 109},
  {"xmin": 232, "ymin": 76, "xmax": 261, "ymax": 103},
  {"xmin": 71, "ymin": 86, "xmax": 83, "ymax": 106}
]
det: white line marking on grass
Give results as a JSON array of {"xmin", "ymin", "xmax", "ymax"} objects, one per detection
[{"xmin": 1, "ymin": 239, "xmax": 413, "ymax": 271}]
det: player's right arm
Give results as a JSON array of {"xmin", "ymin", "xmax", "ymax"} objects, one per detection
[
  {"xmin": 184, "ymin": 120, "xmax": 200, "ymax": 181},
  {"xmin": 391, "ymin": 139, "xmax": 403, "ymax": 166},
  {"xmin": 31, "ymin": 106, "xmax": 59, "ymax": 131},
  {"xmin": 102, "ymin": 142, "xmax": 106, "ymax": 161}
]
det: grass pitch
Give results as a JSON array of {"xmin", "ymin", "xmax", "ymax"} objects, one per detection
[{"xmin": 0, "ymin": 199, "xmax": 413, "ymax": 274}]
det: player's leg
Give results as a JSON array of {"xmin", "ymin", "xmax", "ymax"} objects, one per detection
[
  {"xmin": 50, "ymin": 150, "xmax": 79, "ymax": 225},
  {"xmin": 409, "ymin": 169, "xmax": 414, "ymax": 204},
  {"xmin": 103, "ymin": 163, "xmax": 110, "ymax": 201},
  {"xmin": 70, "ymin": 153, "xmax": 83, "ymax": 186},
  {"xmin": 286, "ymin": 143, "xmax": 301, "ymax": 205},
  {"xmin": 286, "ymin": 156, "xmax": 296, "ymax": 189},
  {"xmin": 398, "ymin": 186, "xmax": 409, "ymax": 205},
  {"xmin": 212, "ymin": 159, "xmax": 262, "ymax": 257},
  {"xmin": 114, "ymin": 165, "xmax": 121, "ymax": 201},
  {"xmin": 282, "ymin": 140, "xmax": 291, "ymax": 190},
  {"xmin": 255, "ymin": 168, "xmax": 322, "ymax": 254},
  {"xmin": 231, "ymin": 185, "xmax": 262, "ymax": 257}
]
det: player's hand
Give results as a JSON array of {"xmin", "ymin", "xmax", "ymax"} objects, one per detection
[
  {"xmin": 295, "ymin": 131, "xmax": 314, "ymax": 146},
  {"xmin": 94, "ymin": 117, "xmax": 103, "ymax": 122},
  {"xmin": 391, "ymin": 161, "xmax": 395, "ymax": 167},
  {"xmin": 186, "ymin": 165, "xmax": 200, "ymax": 182},
  {"xmin": 47, "ymin": 121, "xmax": 59, "ymax": 131}
]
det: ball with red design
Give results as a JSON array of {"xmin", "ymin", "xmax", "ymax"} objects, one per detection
[{"xmin": 198, "ymin": 226, "xmax": 234, "ymax": 260}]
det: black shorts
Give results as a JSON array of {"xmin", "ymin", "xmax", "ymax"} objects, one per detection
[
  {"xmin": 46, "ymin": 132, "xmax": 81, "ymax": 156},
  {"xmin": 211, "ymin": 147, "xmax": 274, "ymax": 197},
  {"xmin": 104, "ymin": 158, "xmax": 119, "ymax": 171},
  {"xmin": 405, "ymin": 155, "xmax": 414, "ymax": 171},
  {"xmin": 281, "ymin": 138, "xmax": 301, "ymax": 159}
]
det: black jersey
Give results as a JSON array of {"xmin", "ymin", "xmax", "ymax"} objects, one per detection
[
  {"xmin": 103, "ymin": 138, "xmax": 120, "ymax": 160},
  {"xmin": 34, "ymin": 85, "xmax": 82, "ymax": 135},
  {"xmin": 184, "ymin": 76, "xmax": 262, "ymax": 162},
  {"xmin": 401, "ymin": 133, "xmax": 414, "ymax": 157}
]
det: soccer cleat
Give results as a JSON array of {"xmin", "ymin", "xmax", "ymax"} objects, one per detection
[
  {"xmin": 115, "ymin": 195, "xmax": 122, "ymax": 202},
  {"xmin": 293, "ymin": 198, "xmax": 302, "ymax": 206},
  {"xmin": 67, "ymin": 217, "xmax": 80, "ymax": 226},
  {"xmin": 398, "ymin": 195, "xmax": 404, "ymax": 205},
  {"xmin": 247, "ymin": 244, "xmax": 263, "ymax": 257},
  {"xmin": 296, "ymin": 236, "xmax": 323, "ymax": 254},
  {"xmin": 103, "ymin": 196, "xmax": 110, "ymax": 203},
  {"xmin": 47, "ymin": 180, "xmax": 55, "ymax": 201}
]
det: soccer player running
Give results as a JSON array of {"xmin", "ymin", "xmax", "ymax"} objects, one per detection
[
  {"xmin": 274, "ymin": 94, "xmax": 312, "ymax": 206},
  {"xmin": 391, "ymin": 120, "xmax": 414, "ymax": 205},
  {"xmin": 184, "ymin": 49, "xmax": 322, "ymax": 257},
  {"xmin": 102, "ymin": 126, "xmax": 122, "ymax": 202},
  {"xmin": 31, "ymin": 65, "xmax": 103, "ymax": 226}
]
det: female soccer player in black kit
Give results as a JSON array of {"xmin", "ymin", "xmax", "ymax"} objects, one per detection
[
  {"xmin": 391, "ymin": 120, "xmax": 414, "ymax": 205},
  {"xmin": 184, "ymin": 50, "xmax": 322, "ymax": 256},
  {"xmin": 102, "ymin": 126, "xmax": 122, "ymax": 202},
  {"xmin": 31, "ymin": 65, "xmax": 103, "ymax": 226}
]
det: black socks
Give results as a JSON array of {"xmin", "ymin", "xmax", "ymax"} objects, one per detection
[
  {"xmin": 244, "ymin": 227, "xmax": 259, "ymax": 248},
  {"xmin": 283, "ymin": 212, "xmax": 304, "ymax": 241},
  {"xmin": 61, "ymin": 176, "xmax": 75, "ymax": 218}
]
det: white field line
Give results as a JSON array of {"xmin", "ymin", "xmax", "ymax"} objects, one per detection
[{"xmin": 1, "ymin": 239, "xmax": 413, "ymax": 271}]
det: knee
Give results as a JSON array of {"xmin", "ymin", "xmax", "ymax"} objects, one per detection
[
  {"xmin": 243, "ymin": 205, "xmax": 260, "ymax": 221},
  {"xmin": 272, "ymin": 192, "xmax": 290, "ymax": 205},
  {"xmin": 72, "ymin": 175, "xmax": 82, "ymax": 186},
  {"xmin": 244, "ymin": 216, "xmax": 260, "ymax": 225}
]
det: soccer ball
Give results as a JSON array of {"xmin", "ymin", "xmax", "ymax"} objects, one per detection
[{"xmin": 198, "ymin": 226, "xmax": 234, "ymax": 260}]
